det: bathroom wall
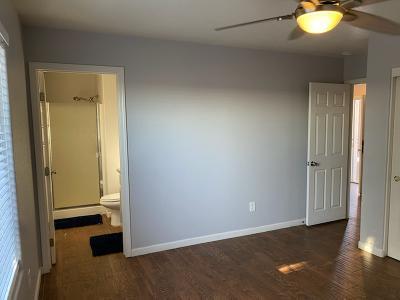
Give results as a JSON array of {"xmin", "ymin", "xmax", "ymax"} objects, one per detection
[
  {"xmin": 98, "ymin": 74, "xmax": 120, "ymax": 195},
  {"xmin": 44, "ymin": 72, "xmax": 99, "ymax": 102},
  {"xmin": 45, "ymin": 72, "xmax": 101, "ymax": 208}
]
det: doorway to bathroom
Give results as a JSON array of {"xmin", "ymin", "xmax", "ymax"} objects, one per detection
[
  {"xmin": 44, "ymin": 72, "xmax": 119, "ymax": 216},
  {"xmin": 29, "ymin": 63, "xmax": 132, "ymax": 274},
  {"xmin": 349, "ymin": 83, "xmax": 366, "ymax": 219}
]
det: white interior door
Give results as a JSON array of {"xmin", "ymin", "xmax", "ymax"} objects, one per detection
[
  {"xmin": 388, "ymin": 77, "xmax": 400, "ymax": 261},
  {"xmin": 38, "ymin": 72, "xmax": 56, "ymax": 264},
  {"xmin": 306, "ymin": 83, "xmax": 351, "ymax": 226}
]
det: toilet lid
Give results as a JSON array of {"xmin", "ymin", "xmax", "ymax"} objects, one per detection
[{"xmin": 100, "ymin": 193, "xmax": 120, "ymax": 202}]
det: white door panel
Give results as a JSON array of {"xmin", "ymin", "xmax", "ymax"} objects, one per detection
[
  {"xmin": 388, "ymin": 77, "xmax": 400, "ymax": 261},
  {"xmin": 38, "ymin": 72, "xmax": 56, "ymax": 264},
  {"xmin": 307, "ymin": 83, "xmax": 351, "ymax": 226}
]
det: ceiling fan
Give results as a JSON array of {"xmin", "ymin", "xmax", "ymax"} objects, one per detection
[{"xmin": 215, "ymin": 0, "xmax": 400, "ymax": 39}]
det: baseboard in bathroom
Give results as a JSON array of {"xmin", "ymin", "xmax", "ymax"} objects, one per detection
[{"xmin": 53, "ymin": 205, "xmax": 106, "ymax": 220}]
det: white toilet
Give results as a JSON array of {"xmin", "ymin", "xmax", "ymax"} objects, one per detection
[{"xmin": 100, "ymin": 193, "xmax": 121, "ymax": 227}]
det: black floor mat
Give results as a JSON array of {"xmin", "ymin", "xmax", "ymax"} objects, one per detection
[
  {"xmin": 89, "ymin": 232, "xmax": 123, "ymax": 256},
  {"xmin": 54, "ymin": 214, "xmax": 103, "ymax": 230}
]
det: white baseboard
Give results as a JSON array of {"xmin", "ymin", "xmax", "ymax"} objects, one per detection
[
  {"xmin": 358, "ymin": 240, "xmax": 386, "ymax": 257},
  {"xmin": 132, "ymin": 218, "xmax": 305, "ymax": 256},
  {"xmin": 53, "ymin": 205, "xmax": 106, "ymax": 220},
  {"xmin": 34, "ymin": 268, "xmax": 42, "ymax": 300}
]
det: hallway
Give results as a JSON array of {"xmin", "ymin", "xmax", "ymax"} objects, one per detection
[{"xmin": 349, "ymin": 182, "xmax": 361, "ymax": 219}]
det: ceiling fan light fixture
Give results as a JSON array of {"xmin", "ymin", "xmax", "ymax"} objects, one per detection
[{"xmin": 296, "ymin": 5, "xmax": 344, "ymax": 34}]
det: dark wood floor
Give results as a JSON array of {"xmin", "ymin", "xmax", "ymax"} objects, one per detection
[{"xmin": 41, "ymin": 188, "xmax": 400, "ymax": 299}]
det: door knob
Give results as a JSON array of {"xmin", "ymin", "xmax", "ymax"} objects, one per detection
[
  {"xmin": 394, "ymin": 176, "xmax": 400, "ymax": 182},
  {"xmin": 307, "ymin": 161, "xmax": 320, "ymax": 167}
]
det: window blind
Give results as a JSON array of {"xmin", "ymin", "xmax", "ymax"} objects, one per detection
[{"xmin": 0, "ymin": 40, "xmax": 21, "ymax": 299}]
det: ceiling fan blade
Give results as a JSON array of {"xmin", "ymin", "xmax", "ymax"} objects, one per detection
[
  {"xmin": 215, "ymin": 14, "xmax": 293, "ymax": 31},
  {"xmin": 288, "ymin": 26, "xmax": 306, "ymax": 40},
  {"xmin": 342, "ymin": 11, "xmax": 358, "ymax": 22},
  {"xmin": 344, "ymin": 9, "xmax": 400, "ymax": 35},
  {"xmin": 341, "ymin": 0, "xmax": 389, "ymax": 9}
]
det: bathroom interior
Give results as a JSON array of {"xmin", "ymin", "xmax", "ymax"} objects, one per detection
[{"xmin": 41, "ymin": 71, "xmax": 123, "ymax": 256}]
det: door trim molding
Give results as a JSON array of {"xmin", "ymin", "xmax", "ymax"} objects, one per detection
[
  {"xmin": 29, "ymin": 63, "xmax": 133, "ymax": 273},
  {"xmin": 383, "ymin": 68, "xmax": 400, "ymax": 257}
]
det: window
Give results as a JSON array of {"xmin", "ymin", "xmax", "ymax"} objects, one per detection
[{"xmin": 0, "ymin": 31, "xmax": 21, "ymax": 299}]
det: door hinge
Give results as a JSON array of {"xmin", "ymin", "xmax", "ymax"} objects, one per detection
[
  {"xmin": 45, "ymin": 166, "xmax": 50, "ymax": 176},
  {"xmin": 40, "ymin": 92, "xmax": 46, "ymax": 102},
  {"xmin": 49, "ymin": 238, "xmax": 54, "ymax": 247}
]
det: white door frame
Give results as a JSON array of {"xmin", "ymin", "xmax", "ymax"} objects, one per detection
[
  {"xmin": 383, "ymin": 67, "xmax": 400, "ymax": 257},
  {"xmin": 29, "ymin": 62, "xmax": 132, "ymax": 273}
]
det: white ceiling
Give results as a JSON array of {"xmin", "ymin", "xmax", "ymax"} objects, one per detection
[{"xmin": 12, "ymin": 0, "xmax": 400, "ymax": 57}]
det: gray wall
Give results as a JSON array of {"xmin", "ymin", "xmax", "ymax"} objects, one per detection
[
  {"xmin": 23, "ymin": 26, "xmax": 344, "ymax": 249},
  {"xmin": 0, "ymin": 1, "xmax": 41, "ymax": 299},
  {"xmin": 360, "ymin": 33, "xmax": 400, "ymax": 252},
  {"xmin": 344, "ymin": 54, "xmax": 368, "ymax": 81}
]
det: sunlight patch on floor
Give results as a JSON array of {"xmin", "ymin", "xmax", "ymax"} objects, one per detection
[{"xmin": 277, "ymin": 261, "xmax": 308, "ymax": 274}]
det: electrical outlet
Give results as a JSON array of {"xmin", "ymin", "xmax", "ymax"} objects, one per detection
[{"xmin": 249, "ymin": 201, "xmax": 256, "ymax": 213}]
